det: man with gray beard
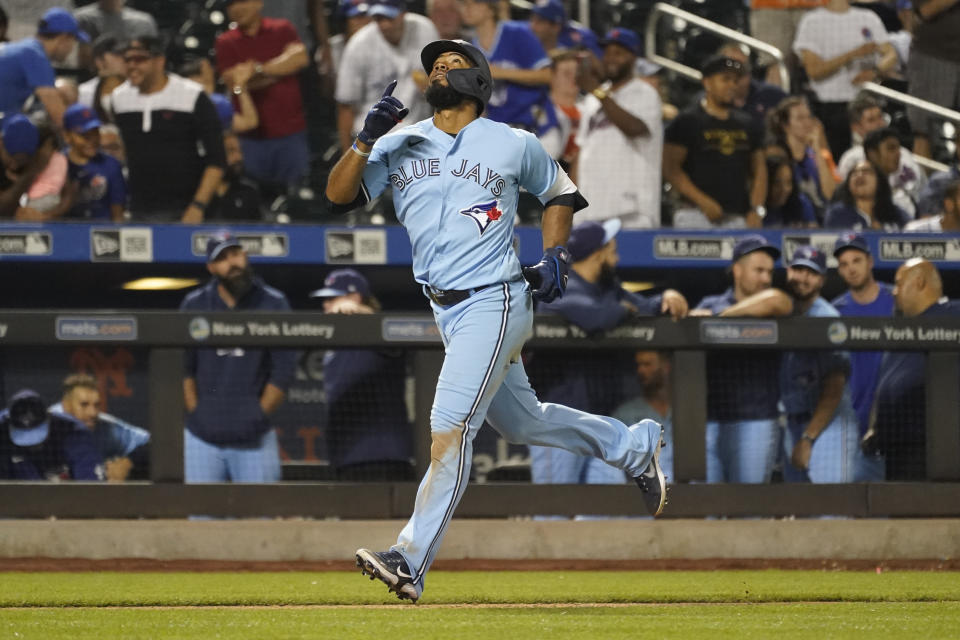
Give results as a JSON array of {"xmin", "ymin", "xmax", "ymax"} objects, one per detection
[{"xmin": 178, "ymin": 231, "xmax": 298, "ymax": 483}]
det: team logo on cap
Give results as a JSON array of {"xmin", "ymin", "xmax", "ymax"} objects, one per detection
[{"xmin": 459, "ymin": 199, "xmax": 503, "ymax": 235}]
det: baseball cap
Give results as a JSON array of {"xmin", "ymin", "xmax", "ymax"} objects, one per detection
[
  {"xmin": 701, "ymin": 55, "xmax": 746, "ymax": 77},
  {"xmin": 600, "ymin": 28, "xmax": 641, "ymax": 56},
  {"xmin": 209, "ymin": 93, "xmax": 235, "ymax": 131},
  {"xmin": 340, "ymin": 0, "xmax": 370, "ymax": 17},
  {"xmin": 310, "ymin": 269, "xmax": 371, "ymax": 298},
  {"xmin": 5, "ymin": 390, "xmax": 50, "ymax": 447},
  {"xmin": 92, "ymin": 34, "xmax": 125, "ymax": 58},
  {"xmin": 206, "ymin": 231, "xmax": 243, "ymax": 262},
  {"xmin": 732, "ymin": 234, "xmax": 781, "ymax": 262},
  {"xmin": 567, "ymin": 218, "xmax": 622, "ymax": 262},
  {"xmin": 123, "ymin": 36, "xmax": 165, "ymax": 57},
  {"xmin": 37, "ymin": 7, "xmax": 90, "ymax": 43},
  {"xmin": 1, "ymin": 114, "xmax": 40, "ymax": 156},
  {"xmin": 63, "ymin": 103, "xmax": 102, "ymax": 134},
  {"xmin": 368, "ymin": 0, "xmax": 405, "ymax": 19},
  {"xmin": 789, "ymin": 245, "xmax": 827, "ymax": 275},
  {"xmin": 531, "ymin": 0, "xmax": 565, "ymax": 24},
  {"xmin": 833, "ymin": 231, "xmax": 870, "ymax": 258}
]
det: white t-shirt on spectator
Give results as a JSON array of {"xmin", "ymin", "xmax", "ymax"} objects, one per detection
[
  {"xmin": 335, "ymin": 14, "xmax": 439, "ymax": 137},
  {"xmin": 575, "ymin": 77, "xmax": 663, "ymax": 228},
  {"xmin": 904, "ymin": 215, "xmax": 943, "ymax": 232},
  {"xmin": 837, "ymin": 144, "xmax": 927, "ymax": 217},
  {"xmin": 793, "ymin": 7, "xmax": 889, "ymax": 103}
]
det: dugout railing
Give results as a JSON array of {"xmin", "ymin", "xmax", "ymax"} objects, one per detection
[{"xmin": 0, "ymin": 311, "xmax": 958, "ymax": 519}]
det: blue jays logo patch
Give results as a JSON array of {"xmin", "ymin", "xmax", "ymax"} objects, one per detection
[{"xmin": 459, "ymin": 199, "xmax": 504, "ymax": 235}]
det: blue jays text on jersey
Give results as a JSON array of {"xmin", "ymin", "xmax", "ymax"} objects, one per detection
[{"xmin": 354, "ymin": 116, "xmax": 578, "ymax": 291}]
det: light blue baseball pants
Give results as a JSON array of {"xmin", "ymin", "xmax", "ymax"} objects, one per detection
[
  {"xmin": 391, "ymin": 279, "xmax": 661, "ymax": 598},
  {"xmin": 782, "ymin": 411, "xmax": 859, "ymax": 484},
  {"xmin": 184, "ymin": 428, "xmax": 282, "ymax": 483}
]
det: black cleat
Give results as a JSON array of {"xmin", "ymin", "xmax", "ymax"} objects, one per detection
[
  {"xmin": 634, "ymin": 431, "xmax": 667, "ymax": 517},
  {"xmin": 356, "ymin": 548, "xmax": 419, "ymax": 603}
]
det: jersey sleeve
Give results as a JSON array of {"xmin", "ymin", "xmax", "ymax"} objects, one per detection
[
  {"xmin": 791, "ymin": 14, "xmax": 818, "ymax": 56},
  {"xmin": 512, "ymin": 23, "xmax": 551, "ymax": 69},
  {"xmin": 64, "ymin": 428, "xmax": 105, "ymax": 481},
  {"xmin": 360, "ymin": 141, "xmax": 392, "ymax": 201},
  {"xmin": 21, "ymin": 46, "xmax": 56, "ymax": 90},
  {"xmin": 106, "ymin": 157, "xmax": 128, "ymax": 206},
  {"xmin": 194, "ymin": 92, "xmax": 227, "ymax": 169},
  {"xmin": 519, "ymin": 131, "xmax": 575, "ymax": 204},
  {"xmin": 277, "ymin": 19, "xmax": 303, "ymax": 46}
]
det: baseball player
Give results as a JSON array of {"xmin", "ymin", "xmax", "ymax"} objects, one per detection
[
  {"xmin": 0, "ymin": 389, "xmax": 104, "ymax": 481},
  {"xmin": 325, "ymin": 39, "xmax": 666, "ymax": 603},
  {"xmin": 781, "ymin": 246, "xmax": 858, "ymax": 483}
]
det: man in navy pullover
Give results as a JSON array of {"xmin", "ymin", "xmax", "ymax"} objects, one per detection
[{"xmin": 179, "ymin": 232, "xmax": 298, "ymax": 482}]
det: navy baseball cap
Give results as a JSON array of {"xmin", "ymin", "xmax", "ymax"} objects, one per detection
[
  {"xmin": 789, "ymin": 245, "xmax": 827, "ymax": 275},
  {"xmin": 206, "ymin": 231, "xmax": 243, "ymax": 262},
  {"xmin": 368, "ymin": 0, "xmax": 405, "ymax": 19},
  {"xmin": 600, "ymin": 28, "xmax": 641, "ymax": 55},
  {"xmin": 340, "ymin": 0, "xmax": 370, "ymax": 17},
  {"xmin": 38, "ymin": 8, "xmax": 90, "ymax": 43},
  {"xmin": 5, "ymin": 390, "xmax": 50, "ymax": 447},
  {"xmin": 209, "ymin": 93, "xmax": 235, "ymax": 131},
  {"xmin": 833, "ymin": 231, "xmax": 870, "ymax": 257},
  {"xmin": 567, "ymin": 218, "xmax": 622, "ymax": 262},
  {"xmin": 1, "ymin": 114, "xmax": 39, "ymax": 156},
  {"xmin": 702, "ymin": 55, "xmax": 746, "ymax": 77},
  {"xmin": 123, "ymin": 36, "xmax": 165, "ymax": 57},
  {"xmin": 732, "ymin": 234, "xmax": 780, "ymax": 262},
  {"xmin": 63, "ymin": 103, "xmax": 102, "ymax": 134},
  {"xmin": 531, "ymin": 0, "xmax": 565, "ymax": 24},
  {"xmin": 92, "ymin": 34, "xmax": 125, "ymax": 58},
  {"xmin": 310, "ymin": 269, "xmax": 371, "ymax": 298}
]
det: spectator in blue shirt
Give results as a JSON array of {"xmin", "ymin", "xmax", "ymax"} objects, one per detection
[
  {"xmin": 63, "ymin": 103, "xmax": 126, "ymax": 221},
  {"xmin": 0, "ymin": 8, "xmax": 88, "ymax": 126},
  {"xmin": 0, "ymin": 389, "xmax": 104, "ymax": 481},
  {"xmin": 865, "ymin": 258, "xmax": 960, "ymax": 480},
  {"xmin": 691, "ymin": 235, "xmax": 793, "ymax": 483},
  {"xmin": 780, "ymin": 246, "xmax": 858, "ymax": 483},
  {"xmin": 824, "ymin": 159, "xmax": 910, "ymax": 230},
  {"xmin": 830, "ymin": 232, "xmax": 894, "ymax": 481},
  {"xmin": 50, "ymin": 373, "xmax": 149, "ymax": 482},
  {"xmin": 462, "ymin": 0, "xmax": 562, "ymax": 156},
  {"xmin": 179, "ymin": 232, "xmax": 299, "ymax": 483},
  {"xmin": 529, "ymin": 219, "xmax": 687, "ymax": 493},
  {"xmin": 527, "ymin": 0, "xmax": 601, "ymax": 58},
  {"xmin": 310, "ymin": 269, "xmax": 416, "ymax": 481}
]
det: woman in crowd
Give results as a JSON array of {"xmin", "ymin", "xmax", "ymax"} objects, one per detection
[
  {"xmin": 763, "ymin": 155, "xmax": 818, "ymax": 228},
  {"xmin": 824, "ymin": 159, "xmax": 910, "ymax": 230},
  {"xmin": 767, "ymin": 96, "xmax": 837, "ymax": 220}
]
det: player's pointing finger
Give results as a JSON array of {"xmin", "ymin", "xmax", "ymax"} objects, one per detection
[{"xmin": 382, "ymin": 79, "xmax": 398, "ymax": 98}]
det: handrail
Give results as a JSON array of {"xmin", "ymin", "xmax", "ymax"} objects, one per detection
[
  {"xmin": 914, "ymin": 155, "xmax": 950, "ymax": 174},
  {"xmin": 861, "ymin": 81, "xmax": 960, "ymax": 124},
  {"xmin": 645, "ymin": 2, "xmax": 790, "ymax": 93}
]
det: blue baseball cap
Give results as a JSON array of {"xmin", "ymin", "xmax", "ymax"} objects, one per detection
[
  {"xmin": 531, "ymin": 0, "xmax": 565, "ymax": 24},
  {"xmin": 567, "ymin": 218, "xmax": 622, "ymax": 262},
  {"xmin": 600, "ymin": 28, "xmax": 640, "ymax": 55},
  {"xmin": 1, "ymin": 114, "xmax": 39, "ymax": 156},
  {"xmin": 4, "ymin": 390, "xmax": 50, "ymax": 447},
  {"xmin": 833, "ymin": 231, "xmax": 870, "ymax": 258},
  {"xmin": 340, "ymin": 0, "xmax": 370, "ymax": 17},
  {"xmin": 206, "ymin": 231, "xmax": 243, "ymax": 262},
  {"xmin": 732, "ymin": 234, "xmax": 780, "ymax": 262},
  {"xmin": 789, "ymin": 245, "xmax": 827, "ymax": 275},
  {"xmin": 38, "ymin": 8, "xmax": 90, "ymax": 43},
  {"xmin": 310, "ymin": 268, "xmax": 371, "ymax": 298},
  {"xmin": 368, "ymin": 0, "xmax": 405, "ymax": 19},
  {"xmin": 63, "ymin": 103, "xmax": 102, "ymax": 134},
  {"xmin": 209, "ymin": 93, "xmax": 235, "ymax": 131}
]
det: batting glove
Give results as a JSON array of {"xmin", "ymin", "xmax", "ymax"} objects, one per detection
[
  {"xmin": 357, "ymin": 79, "xmax": 410, "ymax": 146},
  {"xmin": 523, "ymin": 246, "xmax": 570, "ymax": 303}
]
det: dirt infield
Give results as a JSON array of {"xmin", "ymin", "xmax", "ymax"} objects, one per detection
[{"xmin": 1, "ymin": 558, "xmax": 957, "ymax": 572}]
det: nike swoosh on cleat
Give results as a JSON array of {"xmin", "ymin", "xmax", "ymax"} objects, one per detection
[{"xmin": 397, "ymin": 566, "xmax": 414, "ymax": 579}]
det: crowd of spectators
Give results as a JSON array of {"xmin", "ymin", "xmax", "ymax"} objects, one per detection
[{"xmin": 0, "ymin": 0, "xmax": 957, "ymax": 229}]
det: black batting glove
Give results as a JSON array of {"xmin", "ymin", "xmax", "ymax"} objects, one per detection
[
  {"xmin": 523, "ymin": 246, "xmax": 570, "ymax": 303},
  {"xmin": 357, "ymin": 79, "xmax": 410, "ymax": 146}
]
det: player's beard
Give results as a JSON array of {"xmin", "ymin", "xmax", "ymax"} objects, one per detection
[
  {"xmin": 425, "ymin": 82, "xmax": 469, "ymax": 111},
  {"xmin": 598, "ymin": 262, "xmax": 619, "ymax": 289},
  {"xmin": 219, "ymin": 265, "xmax": 255, "ymax": 300},
  {"xmin": 787, "ymin": 279, "xmax": 818, "ymax": 302}
]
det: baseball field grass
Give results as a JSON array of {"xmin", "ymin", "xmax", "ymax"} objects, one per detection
[{"xmin": 1, "ymin": 570, "xmax": 958, "ymax": 639}]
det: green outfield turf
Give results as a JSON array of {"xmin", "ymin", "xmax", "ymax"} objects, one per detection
[{"xmin": 0, "ymin": 571, "xmax": 958, "ymax": 639}]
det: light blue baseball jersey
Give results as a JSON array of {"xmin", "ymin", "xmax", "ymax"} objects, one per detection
[{"xmin": 360, "ymin": 116, "xmax": 575, "ymax": 291}]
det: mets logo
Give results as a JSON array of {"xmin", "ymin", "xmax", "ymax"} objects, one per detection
[{"xmin": 459, "ymin": 200, "xmax": 504, "ymax": 235}]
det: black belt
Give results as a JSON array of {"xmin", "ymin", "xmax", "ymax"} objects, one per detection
[{"xmin": 426, "ymin": 283, "xmax": 492, "ymax": 307}]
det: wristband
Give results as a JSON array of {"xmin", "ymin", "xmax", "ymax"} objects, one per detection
[
  {"xmin": 190, "ymin": 200, "xmax": 207, "ymax": 211},
  {"xmin": 351, "ymin": 142, "xmax": 371, "ymax": 158},
  {"xmin": 591, "ymin": 87, "xmax": 609, "ymax": 101}
]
